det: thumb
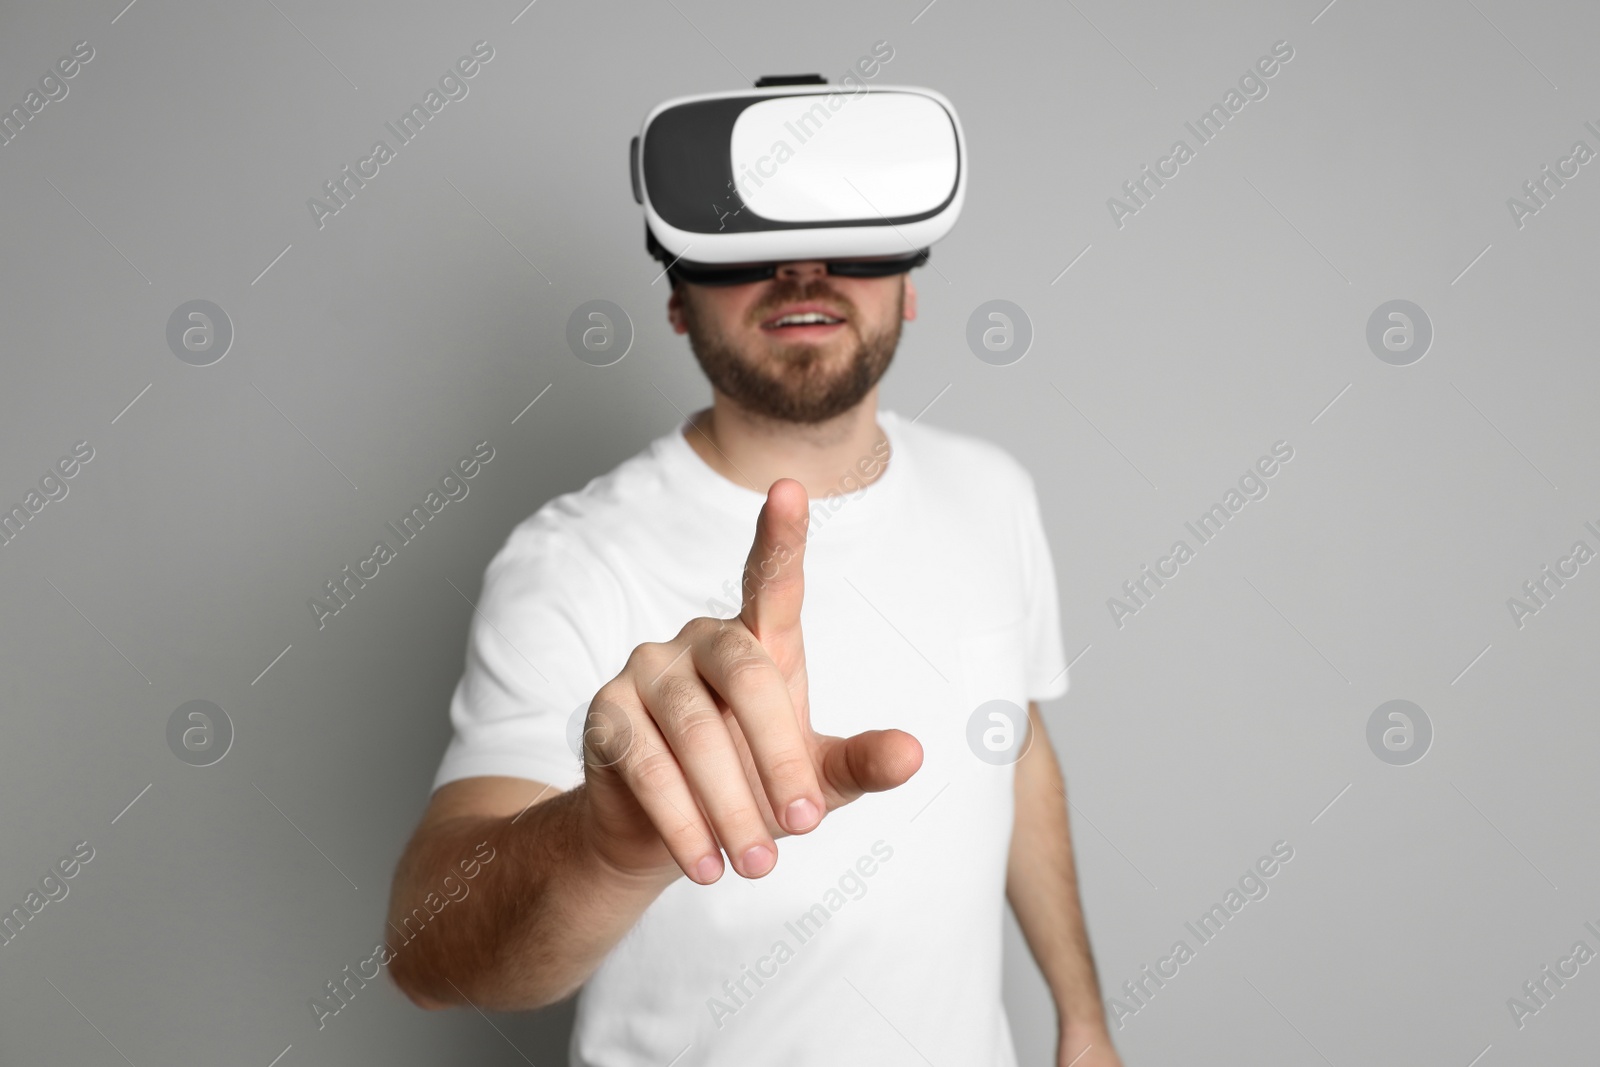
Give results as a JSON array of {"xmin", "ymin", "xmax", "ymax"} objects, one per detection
[{"xmin": 815, "ymin": 729, "xmax": 924, "ymax": 811}]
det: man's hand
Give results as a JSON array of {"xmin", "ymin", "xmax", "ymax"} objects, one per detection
[
  {"xmin": 579, "ymin": 477, "xmax": 924, "ymax": 884},
  {"xmin": 1059, "ymin": 1025, "xmax": 1124, "ymax": 1067}
]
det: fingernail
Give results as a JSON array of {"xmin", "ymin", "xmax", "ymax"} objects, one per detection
[
  {"xmin": 693, "ymin": 855, "xmax": 723, "ymax": 884},
  {"xmin": 741, "ymin": 844, "xmax": 775, "ymax": 877},
  {"xmin": 786, "ymin": 797, "xmax": 820, "ymax": 832}
]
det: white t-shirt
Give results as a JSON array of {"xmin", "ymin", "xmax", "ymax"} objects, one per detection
[{"xmin": 434, "ymin": 407, "xmax": 1070, "ymax": 1066}]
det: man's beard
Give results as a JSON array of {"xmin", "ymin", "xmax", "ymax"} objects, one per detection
[{"xmin": 679, "ymin": 277, "xmax": 903, "ymax": 425}]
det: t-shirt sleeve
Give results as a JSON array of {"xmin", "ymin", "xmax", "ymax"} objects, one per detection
[
  {"xmin": 1017, "ymin": 468, "xmax": 1071, "ymax": 703},
  {"xmin": 431, "ymin": 521, "xmax": 622, "ymax": 793}
]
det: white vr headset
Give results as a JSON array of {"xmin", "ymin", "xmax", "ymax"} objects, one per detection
[{"xmin": 630, "ymin": 74, "xmax": 966, "ymax": 285}]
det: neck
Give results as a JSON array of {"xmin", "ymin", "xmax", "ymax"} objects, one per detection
[{"xmin": 682, "ymin": 388, "xmax": 889, "ymax": 499}]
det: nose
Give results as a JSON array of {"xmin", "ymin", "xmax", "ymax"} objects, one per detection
[{"xmin": 774, "ymin": 260, "xmax": 827, "ymax": 283}]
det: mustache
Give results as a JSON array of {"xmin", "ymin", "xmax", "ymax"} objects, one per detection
[{"xmin": 749, "ymin": 278, "xmax": 856, "ymax": 325}]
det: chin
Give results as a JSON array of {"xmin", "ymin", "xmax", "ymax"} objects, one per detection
[{"xmin": 759, "ymin": 330, "xmax": 856, "ymax": 361}]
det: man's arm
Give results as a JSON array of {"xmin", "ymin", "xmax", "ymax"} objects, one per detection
[
  {"xmin": 386, "ymin": 775, "xmax": 677, "ymax": 1010},
  {"xmin": 1007, "ymin": 701, "xmax": 1124, "ymax": 1067},
  {"xmin": 386, "ymin": 481, "xmax": 921, "ymax": 1013}
]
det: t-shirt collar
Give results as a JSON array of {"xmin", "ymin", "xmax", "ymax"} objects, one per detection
[{"xmin": 657, "ymin": 408, "xmax": 908, "ymax": 530}]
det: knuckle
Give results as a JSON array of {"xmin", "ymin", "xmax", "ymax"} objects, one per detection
[
  {"xmin": 624, "ymin": 641, "xmax": 662, "ymax": 674},
  {"xmin": 652, "ymin": 674, "xmax": 708, "ymax": 725},
  {"xmin": 672, "ymin": 707, "xmax": 727, "ymax": 750},
  {"xmin": 709, "ymin": 623, "xmax": 759, "ymax": 664},
  {"xmin": 660, "ymin": 821, "xmax": 707, "ymax": 858},
  {"xmin": 680, "ymin": 616, "xmax": 723, "ymax": 643},
  {"xmin": 625, "ymin": 745, "xmax": 680, "ymax": 792},
  {"xmin": 592, "ymin": 677, "xmax": 632, "ymax": 709},
  {"xmin": 720, "ymin": 649, "xmax": 772, "ymax": 684},
  {"xmin": 711, "ymin": 626, "xmax": 779, "ymax": 689},
  {"xmin": 762, "ymin": 751, "xmax": 814, "ymax": 789},
  {"xmin": 584, "ymin": 701, "xmax": 636, "ymax": 766}
]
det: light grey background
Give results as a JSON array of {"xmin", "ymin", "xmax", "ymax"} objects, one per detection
[{"xmin": 2, "ymin": 0, "xmax": 1596, "ymax": 1064}]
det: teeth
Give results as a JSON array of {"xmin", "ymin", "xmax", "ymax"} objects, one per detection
[{"xmin": 770, "ymin": 311, "xmax": 841, "ymax": 327}]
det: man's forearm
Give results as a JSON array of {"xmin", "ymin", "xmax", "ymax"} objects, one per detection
[
  {"xmin": 1007, "ymin": 704, "xmax": 1111, "ymax": 1037},
  {"xmin": 386, "ymin": 786, "xmax": 675, "ymax": 1010}
]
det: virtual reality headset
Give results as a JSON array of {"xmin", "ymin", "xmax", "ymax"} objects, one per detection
[{"xmin": 631, "ymin": 74, "xmax": 966, "ymax": 286}]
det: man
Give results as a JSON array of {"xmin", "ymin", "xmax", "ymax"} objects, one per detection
[{"xmin": 388, "ymin": 78, "xmax": 1124, "ymax": 1066}]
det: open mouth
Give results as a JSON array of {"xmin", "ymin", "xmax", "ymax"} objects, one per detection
[{"xmin": 760, "ymin": 304, "xmax": 847, "ymax": 337}]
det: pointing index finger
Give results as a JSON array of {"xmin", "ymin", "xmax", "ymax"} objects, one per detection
[{"xmin": 740, "ymin": 478, "xmax": 808, "ymax": 658}]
